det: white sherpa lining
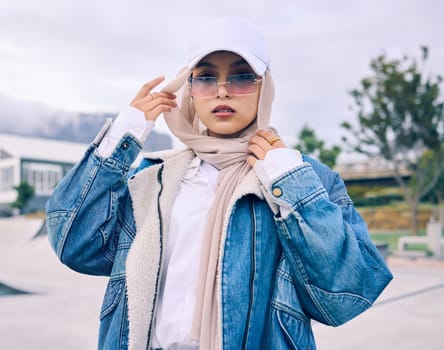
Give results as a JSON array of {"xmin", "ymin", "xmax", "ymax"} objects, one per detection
[{"xmin": 126, "ymin": 149, "xmax": 194, "ymax": 350}]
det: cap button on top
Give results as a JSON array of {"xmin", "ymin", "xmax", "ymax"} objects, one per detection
[{"xmin": 272, "ymin": 187, "xmax": 282, "ymax": 197}]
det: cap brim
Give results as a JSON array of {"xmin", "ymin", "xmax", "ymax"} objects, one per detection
[{"xmin": 187, "ymin": 48, "xmax": 267, "ymax": 76}]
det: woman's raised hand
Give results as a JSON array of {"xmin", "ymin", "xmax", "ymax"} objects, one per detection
[
  {"xmin": 130, "ymin": 76, "xmax": 177, "ymax": 121},
  {"xmin": 247, "ymin": 128, "xmax": 286, "ymax": 166}
]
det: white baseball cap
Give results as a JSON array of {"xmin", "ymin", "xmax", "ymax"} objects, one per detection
[{"xmin": 187, "ymin": 16, "xmax": 270, "ymax": 75}]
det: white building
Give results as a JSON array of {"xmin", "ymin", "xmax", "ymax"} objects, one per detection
[{"xmin": 0, "ymin": 134, "xmax": 88, "ymax": 215}]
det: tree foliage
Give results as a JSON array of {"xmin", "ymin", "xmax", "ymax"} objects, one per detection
[
  {"xmin": 295, "ymin": 124, "xmax": 341, "ymax": 168},
  {"xmin": 421, "ymin": 146, "xmax": 444, "ymax": 226},
  {"xmin": 11, "ymin": 181, "xmax": 35, "ymax": 213},
  {"xmin": 342, "ymin": 47, "xmax": 444, "ymax": 234}
]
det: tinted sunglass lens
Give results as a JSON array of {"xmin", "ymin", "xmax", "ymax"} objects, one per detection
[
  {"xmin": 191, "ymin": 77, "xmax": 217, "ymax": 96},
  {"xmin": 228, "ymin": 74, "xmax": 258, "ymax": 94}
]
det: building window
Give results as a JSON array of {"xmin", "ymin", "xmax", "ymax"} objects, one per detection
[
  {"xmin": 22, "ymin": 162, "xmax": 63, "ymax": 196},
  {"xmin": 0, "ymin": 167, "xmax": 14, "ymax": 192}
]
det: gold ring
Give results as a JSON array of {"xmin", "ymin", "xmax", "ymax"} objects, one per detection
[{"xmin": 269, "ymin": 137, "xmax": 281, "ymax": 146}]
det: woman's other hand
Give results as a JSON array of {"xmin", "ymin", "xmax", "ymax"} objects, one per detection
[
  {"xmin": 130, "ymin": 76, "xmax": 177, "ymax": 121},
  {"xmin": 247, "ymin": 129, "xmax": 286, "ymax": 166}
]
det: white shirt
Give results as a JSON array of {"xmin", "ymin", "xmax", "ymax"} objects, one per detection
[
  {"xmin": 152, "ymin": 157, "xmax": 218, "ymax": 349},
  {"xmin": 97, "ymin": 107, "xmax": 302, "ymax": 350}
]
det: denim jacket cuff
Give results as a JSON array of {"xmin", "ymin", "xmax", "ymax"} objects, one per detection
[
  {"xmin": 268, "ymin": 163, "xmax": 327, "ymax": 209},
  {"xmin": 102, "ymin": 134, "xmax": 143, "ymax": 172}
]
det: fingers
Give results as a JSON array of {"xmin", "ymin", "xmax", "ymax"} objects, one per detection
[
  {"xmin": 132, "ymin": 76, "xmax": 165, "ymax": 101},
  {"xmin": 248, "ymin": 128, "xmax": 286, "ymax": 162},
  {"xmin": 247, "ymin": 155, "xmax": 257, "ymax": 167},
  {"xmin": 137, "ymin": 91, "xmax": 176, "ymax": 105},
  {"xmin": 247, "ymin": 142, "xmax": 267, "ymax": 164},
  {"xmin": 131, "ymin": 77, "xmax": 177, "ymax": 121},
  {"xmin": 255, "ymin": 129, "xmax": 285, "ymax": 147},
  {"xmin": 249, "ymin": 134, "xmax": 271, "ymax": 149},
  {"xmin": 133, "ymin": 94, "xmax": 177, "ymax": 121}
]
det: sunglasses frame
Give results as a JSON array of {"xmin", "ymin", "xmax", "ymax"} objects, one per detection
[{"xmin": 188, "ymin": 73, "xmax": 262, "ymax": 97}]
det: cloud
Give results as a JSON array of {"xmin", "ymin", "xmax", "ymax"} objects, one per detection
[
  {"xmin": 0, "ymin": 93, "xmax": 78, "ymax": 136},
  {"xmin": 0, "ymin": 0, "xmax": 443, "ymax": 150}
]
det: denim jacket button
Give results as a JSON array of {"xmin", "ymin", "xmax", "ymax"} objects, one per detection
[
  {"xmin": 272, "ymin": 187, "xmax": 282, "ymax": 197},
  {"xmin": 121, "ymin": 142, "xmax": 130, "ymax": 150}
]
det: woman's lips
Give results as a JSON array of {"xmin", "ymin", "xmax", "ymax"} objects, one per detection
[{"xmin": 212, "ymin": 105, "xmax": 235, "ymax": 117}]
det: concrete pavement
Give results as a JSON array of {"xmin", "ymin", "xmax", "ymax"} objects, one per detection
[
  {"xmin": 1, "ymin": 217, "xmax": 443, "ymax": 349},
  {"xmin": 314, "ymin": 256, "xmax": 444, "ymax": 350},
  {"xmin": 0, "ymin": 218, "xmax": 107, "ymax": 350}
]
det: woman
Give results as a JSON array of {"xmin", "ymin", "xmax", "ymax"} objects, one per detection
[{"xmin": 46, "ymin": 16, "xmax": 392, "ymax": 350}]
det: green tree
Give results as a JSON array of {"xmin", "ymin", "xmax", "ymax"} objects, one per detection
[
  {"xmin": 11, "ymin": 181, "xmax": 35, "ymax": 214},
  {"xmin": 436, "ymin": 171, "xmax": 444, "ymax": 227},
  {"xmin": 342, "ymin": 47, "xmax": 444, "ymax": 234},
  {"xmin": 422, "ymin": 147, "xmax": 444, "ymax": 226},
  {"xmin": 295, "ymin": 124, "xmax": 341, "ymax": 168}
]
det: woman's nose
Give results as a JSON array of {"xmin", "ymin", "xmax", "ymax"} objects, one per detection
[{"xmin": 216, "ymin": 81, "xmax": 230, "ymax": 98}]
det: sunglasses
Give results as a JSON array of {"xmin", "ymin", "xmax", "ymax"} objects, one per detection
[{"xmin": 188, "ymin": 73, "xmax": 262, "ymax": 97}]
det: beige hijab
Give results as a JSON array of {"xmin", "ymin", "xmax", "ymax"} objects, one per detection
[{"xmin": 162, "ymin": 64, "xmax": 274, "ymax": 349}]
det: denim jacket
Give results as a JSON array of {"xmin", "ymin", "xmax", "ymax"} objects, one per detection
[{"xmin": 46, "ymin": 123, "xmax": 393, "ymax": 350}]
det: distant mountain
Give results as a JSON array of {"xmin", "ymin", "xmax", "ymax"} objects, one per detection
[{"xmin": 0, "ymin": 94, "xmax": 172, "ymax": 151}]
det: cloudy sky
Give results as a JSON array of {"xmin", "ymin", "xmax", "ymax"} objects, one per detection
[{"xmin": 0, "ymin": 0, "xmax": 443, "ymax": 151}]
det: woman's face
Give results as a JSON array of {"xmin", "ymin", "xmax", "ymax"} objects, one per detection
[{"xmin": 190, "ymin": 51, "xmax": 261, "ymax": 138}]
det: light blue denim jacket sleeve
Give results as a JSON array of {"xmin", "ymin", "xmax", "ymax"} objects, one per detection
[
  {"xmin": 266, "ymin": 157, "xmax": 392, "ymax": 326},
  {"xmin": 46, "ymin": 125, "xmax": 142, "ymax": 276}
]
